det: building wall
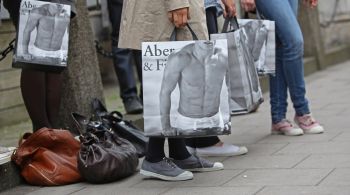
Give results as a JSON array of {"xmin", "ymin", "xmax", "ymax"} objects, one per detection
[{"xmin": 318, "ymin": 0, "xmax": 350, "ymax": 51}]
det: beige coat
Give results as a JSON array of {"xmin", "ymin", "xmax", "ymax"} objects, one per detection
[{"xmin": 118, "ymin": 0, "xmax": 208, "ymax": 50}]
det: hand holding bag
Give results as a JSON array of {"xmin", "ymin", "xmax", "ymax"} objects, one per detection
[
  {"xmin": 72, "ymin": 113, "xmax": 139, "ymax": 184},
  {"xmin": 11, "ymin": 128, "xmax": 81, "ymax": 186}
]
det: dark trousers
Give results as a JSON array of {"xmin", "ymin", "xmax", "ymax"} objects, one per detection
[
  {"xmin": 146, "ymin": 137, "xmax": 191, "ymax": 163},
  {"xmin": 108, "ymin": 0, "xmax": 142, "ymax": 101},
  {"xmin": 185, "ymin": 7, "xmax": 221, "ymax": 148}
]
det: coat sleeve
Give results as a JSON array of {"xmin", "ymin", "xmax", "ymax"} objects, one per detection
[{"xmin": 165, "ymin": 0, "xmax": 190, "ymax": 11}]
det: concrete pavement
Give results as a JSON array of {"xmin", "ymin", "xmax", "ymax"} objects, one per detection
[{"xmin": 2, "ymin": 60, "xmax": 350, "ymax": 195}]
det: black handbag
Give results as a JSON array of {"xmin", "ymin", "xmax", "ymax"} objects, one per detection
[
  {"xmin": 72, "ymin": 113, "xmax": 139, "ymax": 184},
  {"xmin": 91, "ymin": 98, "xmax": 148, "ymax": 158}
]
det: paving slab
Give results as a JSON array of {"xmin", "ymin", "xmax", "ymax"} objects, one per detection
[
  {"xmin": 296, "ymin": 154, "xmax": 350, "ymax": 169},
  {"xmin": 258, "ymin": 133, "xmax": 340, "ymax": 144},
  {"xmin": 257, "ymin": 186, "xmax": 350, "ymax": 195},
  {"xmin": 241, "ymin": 143, "xmax": 288, "ymax": 156},
  {"xmin": 223, "ymin": 169, "xmax": 332, "ymax": 186},
  {"xmin": 26, "ymin": 184, "xmax": 86, "ymax": 195},
  {"xmin": 319, "ymin": 168, "xmax": 350, "ymax": 186},
  {"xmin": 134, "ymin": 170, "xmax": 243, "ymax": 188},
  {"xmin": 275, "ymin": 142, "xmax": 350, "ymax": 154},
  {"xmin": 72, "ymin": 187, "xmax": 168, "ymax": 195},
  {"xmin": 163, "ymin": 186, "xmax": 262, "ymax": 195},
  {"xmin": 223, "ymin": 154, "xmax": 308, "ymax": 169}
]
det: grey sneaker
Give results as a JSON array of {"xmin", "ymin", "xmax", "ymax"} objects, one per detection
[
  {"xmin": 173, "ymin": 155, "xmax": 224, "ymax": 172},
  {"xmin": 140, "ymin": 157, "xmax": 193, "ymax": 181}
]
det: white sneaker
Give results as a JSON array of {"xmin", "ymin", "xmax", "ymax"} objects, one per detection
[
  {"xmin": 0, "ymin": 146, "xmax": 16, "ymax": 165},
  {"xmin": 187, "ymin": 144, "xmax": 248, "ymax": 157}
]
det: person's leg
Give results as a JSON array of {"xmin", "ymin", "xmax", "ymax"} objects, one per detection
[
  {"xmin": 145, "ymin": 137, "xmax": 166, "ymax": 162},
  {"xmin": 141, "ymin": 137, "xmax": 193, "ymax": 181},
  {"xmin": 168, "ymin": 138, "xmax": 191, "ymax": 160},
  {"xmin": 205, "ymin": 7, "xmax": 218, "ymax": 35},
  {"xmin": 256, "ymin": 0, "xmax": 315, "ymax": 135},
  {"xmin": 256, "ymin": 0, "xmax": 295, "ymax": 124},
  {"xmin": 45, "ymin": 72, "xmax": 62, "ymax": 128},
  {"xmin": 257, "ymin": 0, "xmax": 309, "ymax": 117},
  {"xmin": 132, "ymin": 50, "xmax": 143, "ymax": 102},
  {"xmin": 108, "ymin": 0, "xmax": 142, "ymax": 114},
  {"xmin": 287, "ymin": 0, "xmax": 323, "ymax": 134},
  {"xmin": 21, "ymin": 70, "xmax": 51, "ymax": 131},
  {"xmin": 185, "ymin": 137, "xmax": 220, "ymax": 148}
]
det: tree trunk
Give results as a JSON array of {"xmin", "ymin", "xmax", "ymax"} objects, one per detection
[{"xmin": 58, "ymin": 1, "xmax": 104, "ymax": 134}]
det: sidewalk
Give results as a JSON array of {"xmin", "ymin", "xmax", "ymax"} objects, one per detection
[{"xmin": 2, "ymin": 60, "xmax": 350, "ymax": 195}]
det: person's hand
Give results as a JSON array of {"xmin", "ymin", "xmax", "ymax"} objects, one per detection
[
  {"xmin": 240, "ymin": 0, "xmax": 256, "ymax": 12},
  {"xmin": 168, "ymin": 7, "xmax": 190, "ymax": 28},
  {"xmin": 303, "ymin": 0, "xmax": 318, "ymax": 8},
  {"xmin": 221, "ymin": 0, "xmax": 236, "ymax": 18}
]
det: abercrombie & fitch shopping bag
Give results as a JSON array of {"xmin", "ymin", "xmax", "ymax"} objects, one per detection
[
  {"xmin": 13, "ymin": 0, "xmax": 71, "ymax": 72},
  {"xmin": 238, "ymin": 18, "xmax": 276, "ymax": 76},
  {"xmin": 142, "ymin": 31, "xmax": 231, "ymax": 138},
  {"xmin": 211, "ymin": 17, "xmax": 264, "ymax": 115}
]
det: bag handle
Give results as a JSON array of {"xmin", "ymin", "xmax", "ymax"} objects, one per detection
[
  {"xmin": 170, "ymin": 24, "xmax": 199, "ymax": 41},
  {"xmin": 71, "ymin": 112, "xmax": 89, "ymax": 136},
  {"xmin": 222, "ymin": 16, "xmax": 240, "ymax": 33}
]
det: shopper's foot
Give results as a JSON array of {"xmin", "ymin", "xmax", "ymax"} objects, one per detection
[
  {"xmin": 271, "ymin": 119, "xmax": 304, "ymax": 136},
  {"xmin": 294, "ymin": 114, "xmax": 324, "ymax": 134},
  {"xmin": 173, "ymin": 155, "xmax": 224, "ymax": 172},
  {"xmin": 140, "ymin": 157, "xmax": 193, "ymax": 181},
  {"xmin": 186, "ymin": 143, "xmax": 248, "ymax": 157},
  {"xmin": 124, "ymin": 97, "xmax": 143, "ymax": 114}
]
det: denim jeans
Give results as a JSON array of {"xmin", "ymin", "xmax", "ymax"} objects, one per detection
[{"xmin": 256, "ymin": 0, "xmax": 310, "ymax": 124}]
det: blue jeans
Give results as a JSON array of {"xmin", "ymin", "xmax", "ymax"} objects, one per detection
[{"xmin": 256, "ymin": 0, "xmax": 310, "ymax": 124}]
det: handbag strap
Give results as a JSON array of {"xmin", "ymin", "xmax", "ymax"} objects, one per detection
[
  {"xmin": 170, "ymin": 24, "xmax": 199, "ymax": 41},
  {"xmin": 222, "ymin": 16, "xmax": 240, "ymax": 33}
]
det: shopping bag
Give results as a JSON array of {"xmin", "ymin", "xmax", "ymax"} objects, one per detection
[
  {"xmin": 12, "ymin": 0, "xmax": 71, "ymax": 72},
  {"xmin": 211, "ymin": 17, "xmax": 264, "ymax": 115},
  {"xmin": 237, "ymin": 18, "xmax": 276, "ymax": 75},
  {"xmin": 142, "ymin": 25, "xmax": 231, "ymax": 138}
]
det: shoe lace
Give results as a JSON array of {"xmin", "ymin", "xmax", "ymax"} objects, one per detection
[
  {"xmin": 300, "ymin": 115, "xmax": 316, "ymax": 126},
  {"xmin": 162, "ymin": 157, "xmax": 177, "ymax": 168},
  {"xmin": 281, "ymin": 119, "xmax": 294, "ymax": 127}
]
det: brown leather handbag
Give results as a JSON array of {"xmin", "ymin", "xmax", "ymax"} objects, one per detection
[{"xmin": 11, "ymin": 127, "xmax": 81, "ymax": 186}]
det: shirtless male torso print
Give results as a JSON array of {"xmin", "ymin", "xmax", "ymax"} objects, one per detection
[
  {"xmin": 159, "ymin": 41, "xmax": 230, "ymax": 136},
  {"xmin": 22, "ymin": 3, "xmax": 70, "ymax": 58}
]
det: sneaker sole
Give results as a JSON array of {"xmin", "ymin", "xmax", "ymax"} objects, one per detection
[
  {"xmin": 303, "ymin": 129, "xmax": 324, "ymax": 134},
  {"xmin": 140, "ymin": 169, "xmax": 193, "ymax": 181},
  {"xmin": 195, "ymin": 148, "xmax": 248, "ymax": 157},
  {"xmin": 185, "ymin": 166, "xmax": 224, "ymax": 172},
  {"xmin": 271, "ymin": 130, "xmax": 304, "ymax": 136}
]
